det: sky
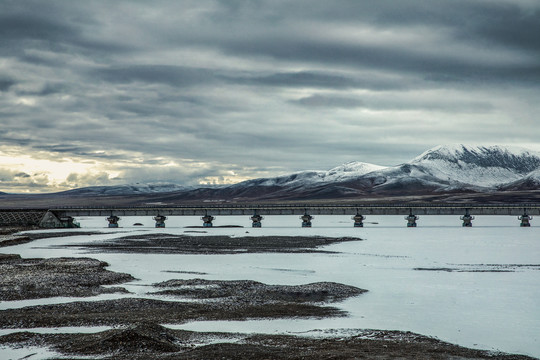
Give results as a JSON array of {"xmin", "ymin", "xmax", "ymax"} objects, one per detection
[{"xmin": 1, "ymin": 0, "xmax": 540, "ymax": 193}]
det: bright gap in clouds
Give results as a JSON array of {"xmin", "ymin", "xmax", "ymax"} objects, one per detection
[{"xmin": 0, "ymin": 152, "xmax": 119, "ymax": 193}]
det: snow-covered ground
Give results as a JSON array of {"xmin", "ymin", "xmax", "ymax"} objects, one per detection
[{"xmin": 2, "ymin": 215, "xmax": 539, "ymax": 358}]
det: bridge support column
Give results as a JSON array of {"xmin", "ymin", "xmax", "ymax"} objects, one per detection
[
  {"xmin": 250, "ymin": 213, "xmax": 263, "ymax": 227},
  {"xmin": 405, "ymin": 210, "xmax": 419, "ymax": 227},
  {"xmin": 202, "ymin": 213, "xmax": 215, "ymax": 227},
  {"xmin": 460, "ymin": 209, "xmax": 474, "ymax": 227},
  {"xmin": 519, "ymin": 210, "xmax": 532, "ymax": 227},
  {"xmin": 352, "ymin": 212, "xmax": 365, "ymax": 227},
  {"xmin": 153, "ymin": 215, "xmax": 167, "ymax": 228},
  {"xmin": 106, "ymin": 215, "xmax": 120, "ymax": 228},
  {"xmin": 58, "ymin": 216, "xmax": 79, "ymax": 228},
  {"xmin": 300, "ymin": 211, "xmax": 313, "ymax": 227}
]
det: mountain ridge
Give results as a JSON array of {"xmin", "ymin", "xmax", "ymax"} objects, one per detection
[{"xmin": 2, "ymin": 145, "xmax": 540, "ymax": 201}]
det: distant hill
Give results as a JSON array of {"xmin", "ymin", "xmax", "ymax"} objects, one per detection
[
  {"xmin": 54, "ymin": 183, "xmax": 194, "ymax": 196},
  {"xmin": 2, "ymin": 145, "xmax": 540, "ymax": 207}
]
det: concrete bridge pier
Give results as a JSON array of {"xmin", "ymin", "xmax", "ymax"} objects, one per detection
[
  {"xmin": 300, "ymin": 211, "xmax": 313, "ymax": 227},
  {"xmin": 250, "ymin": 212, "xmax": 263, "ymax": 227},
  {"xmin": 460, "ymin": 209, "xmax": 474, "ymax": 227},
  {"xmin": 106, "ymin": 215, "xmax": 120, "ymax": 228},
  {"xmin": 59, "ymin": 216, "xmax": 79, "ymax": 228},
  {"xmin": 153, "ymin": 214, "xmax": 167, "ymax": 228},
  {"xmin": 519, "ymin": 210, "xmax": 532, "ymax": 227},
  {"xmin": 405, "ymin": 210, "xmax": 419, "ymax": 227},
  {"xmin": 202, "ymin": 213, "xmax": 215, "ymax": 227},
  {"xmin": 352, "ymin": 212, "xmax": 365, "ymax": 227}
]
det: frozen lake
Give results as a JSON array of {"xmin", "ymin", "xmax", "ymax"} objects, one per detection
[{"xmin": 2, "ymin": 214, "xmax": 540, "ymax": 359}]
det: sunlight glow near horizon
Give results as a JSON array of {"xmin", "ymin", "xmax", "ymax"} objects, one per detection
[{"xmin": 0, "ymin": 152, "xmax": 122, "ymax": 193}]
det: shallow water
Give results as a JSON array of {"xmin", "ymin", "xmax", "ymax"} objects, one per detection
[{"xmin": 3, "ymin": 215, "xmax": 540, "ymax": 358}]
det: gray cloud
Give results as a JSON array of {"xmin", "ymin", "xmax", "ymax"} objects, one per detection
[
  {"xmin": 232, "ymin": 71, "xmax": 408, "ymax": 91},
  {"xmin": 0, "ymin": 78, "xmax": 16, "ymax": 92},
  {"xmin": 92, "ymin": 65, "xmax": 219, "ymax": 88},
  {"xmin": 0, "ymin": 0, "xmax": 539, "ymax": 192},
  {"xmin": 292, "ymin": 94, "xmax": 494, "ymax": 113},
  {"xmin": 292, "ymin": 95, "xmax": 364, "ymax": 109},
  {"xmin": 0, "ymin": 168, "xmax": 50, "ymax": 192}
]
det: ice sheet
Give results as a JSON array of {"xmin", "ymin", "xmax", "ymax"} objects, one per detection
[{"xmin": 4, "ymin": 215, "xmax": 540, "ymax": 358}]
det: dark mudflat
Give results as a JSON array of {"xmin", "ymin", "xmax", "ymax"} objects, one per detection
[
  {"xmin": 0, "ymin": 254, "xmax": 134, "ymax": 301},
  {"xmin": 0, "ymin": 324, "xmax": 535, "ymax": 360},
  {"xmin": 59, "ymin": 234, "xmax": 362, "ymax": 254}
]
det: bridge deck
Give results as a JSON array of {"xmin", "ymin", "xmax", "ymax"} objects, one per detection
[{"xmin": 49, "ymin": 204, "xmax": 540, "ymax": 217}]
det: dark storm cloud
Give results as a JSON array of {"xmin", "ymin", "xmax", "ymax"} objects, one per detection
[
  {"xmin": 0, "ymin": 79, "xmax": 15, "ymax": 92},
  {"xmin": 0, "ymin": 13, "xmax": 74, "ymax": 41},
  {"xmin": 292, "ymin": 95, "xmax": 364, "ymax": 109},
  {"xmin": 34, "ymin": 83, "xmax": 67, "ymax": 96},
  {"xmin": 32, "ymin": 144, "xmax": 129, "ymax": 161},
  {"xmin": 292, "ymin": 94, "xmax": 494, "ymax": 113},
  {"xmin": 1, "ymin": 0, "xmax": 539, "ymax": 191},
  {"xmin": 0, "ymin": 130, "xmax": 32, "ymax": 146},
  {"xmin": 92, "ymin": 66, "xmax": 219, "ymax": 88},
  {"xmin": 219, "ymin": 37, "xmax": 540, "ymax": 86},
  {"xmin": 178, "ymin": 0, "xmax": 540, "ymax": 85},
  {"xmin": 450, "ymin": 3, "xmax": 540, "ymax": 55},
  {"xmin": 233, "ymin": 71, "xmax": 408, "ymax": 91},
  {"xmin": 15, "ymin": 82, "xmax": 68, "ymax": 96},
  {"xmin": 93, "ymin": 66, "xmax": 408, "ymax": 92},
  {"xmin": 0, "ymin": 1, "xmax": 134, "ymax": 62}
]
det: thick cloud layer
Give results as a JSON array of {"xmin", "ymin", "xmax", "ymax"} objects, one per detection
[{"xmin": 1, "ymin": 0, "xmax": 539, "ymax": 192}]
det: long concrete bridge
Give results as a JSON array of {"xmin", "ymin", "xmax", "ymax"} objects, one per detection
[{"xmin": 37, "ymin": 203, "xmax": 539, "ymax": 228}]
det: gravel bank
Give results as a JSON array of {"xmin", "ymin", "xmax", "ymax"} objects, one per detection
[
  {"xmin": 0, "ymin": 254, "xmax": 135, "ymax": 301},
  {"xmin": 0, "ymin": 324, "xmax": 535, "ymax": 360},
  {"xmin": 152, "ymin": 279, "xmax": 366, "ymax": 304},
  {"xmin": 0, "ymin": 297, "xmax": 348, "ymax": 329},
  {"xmin": 60, "ymin": 233, "xmax": 362, "ymax": 254}
]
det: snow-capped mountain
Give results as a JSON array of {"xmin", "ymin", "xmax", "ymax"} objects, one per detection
[
  {"xmin": 208, "ymin": 144, "xmax": 540, "ymax": 199},
  {"xmin": 35, "ymin": 145, "xmax": 540, "ymax": 201},
  {"xmin": 355, "ymin": 144, "xmax": 540, "ymax": 194},
  {"xmin": 411, "ymin": 145, "xmax": 540, "ymax": 187}
]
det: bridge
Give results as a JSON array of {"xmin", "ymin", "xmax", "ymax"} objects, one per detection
[
  {"xmin": 1, "ymin": 204, "xmax": 538, "ymax": 228},
  {"xmin": 37, "ymin": 203, "xmax": 539, "ymax": 228}
]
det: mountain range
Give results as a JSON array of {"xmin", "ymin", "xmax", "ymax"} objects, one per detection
[
  {"xmin": 2, "ymin": 144, "xmax": 540, "ymax": 207},
  {"xmin": 204, "ymin": 144, "xmax": 540, "ymax": 201}
]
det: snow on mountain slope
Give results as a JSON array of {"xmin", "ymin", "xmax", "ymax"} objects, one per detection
[
  {"xmin": 359, "ymin": 144, "xmax": 540, "ymax": 192},
  {"xmin": 233, "ymin": 161, "xmax": 386, "ymax": 189},
  {"xmin": 499, "ymin": 168, "xmax": 540, "ymax": 190},
  {"xmin": 324, "ymin": 161, "xmax": 387, "ymax": 182},
  {"xmin": 410, "ymin": 144, "xmax": 540, "ymax": 187}
]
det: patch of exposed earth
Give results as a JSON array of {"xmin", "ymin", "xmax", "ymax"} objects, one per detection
[
  {"xmin": 0, "ymin": 280, "xmax": 361, "ymax": 329},
  {"xmin": 0, "ymin": 323, "xmax": 535, "ymax": 360},
  {"xmin": 0, "ymin": 254, "xmax": 134, "ymax": 301},
  {"xmin": 151, "ymin": 279, "xmax": 366, "ymax": 304},
  {"xmin": 58, "ymin": 234, "xmax": 362, "ymax": 254}
]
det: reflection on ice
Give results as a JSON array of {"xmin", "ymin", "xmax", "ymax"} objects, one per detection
[{"xmin": 0, "ymin": 345, "xmax": 58, "ymax": 360}]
